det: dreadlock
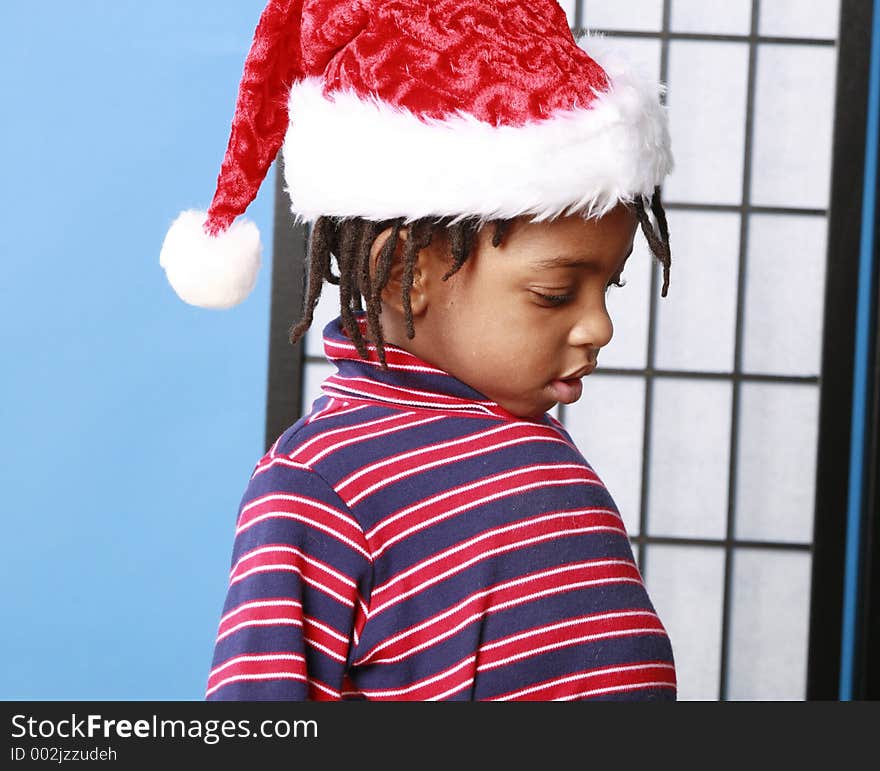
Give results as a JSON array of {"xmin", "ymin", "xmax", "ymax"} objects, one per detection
[{"xmin": 288, "ymin": 188, "xmax": 672, "ymax": 370}]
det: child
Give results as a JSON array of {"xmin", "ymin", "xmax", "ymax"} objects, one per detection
[{"xmin": 160, "ymin": 0, "xmax": 676, "ymax": 701}]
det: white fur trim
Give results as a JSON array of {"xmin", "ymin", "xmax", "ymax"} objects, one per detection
[
  {"xmin": 281, "ymin": 33, "xmax": 673, "ymax": 225},
  {"xmin": 159, "ymin": 210, "xmax": 262, "ymax": 309}
]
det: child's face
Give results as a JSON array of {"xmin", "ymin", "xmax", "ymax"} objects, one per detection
[{"xmin": 370, "ymin": 204, "xmax": 638, "ymax": 420}]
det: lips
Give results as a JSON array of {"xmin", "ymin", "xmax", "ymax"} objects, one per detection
[
  {"xmin": 548, "ymin": 376, "xmax": 584, "ymax": 404},
  {"xmin": 548, "ymin": 362, "xmax": 595, "ymax": 404}
]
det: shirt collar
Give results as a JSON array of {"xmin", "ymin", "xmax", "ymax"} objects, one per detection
[{"xmin": 320, "ymin": 310, "xmax": 550, "ymax": 424}]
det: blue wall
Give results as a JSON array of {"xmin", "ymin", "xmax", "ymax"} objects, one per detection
[{"xmin": 1, "ymin": 1, "xmax": 277, "ymax": 699}]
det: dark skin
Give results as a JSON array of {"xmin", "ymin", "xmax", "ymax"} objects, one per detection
[{"xmin": 360, "ymin": 204, "xmax": 639, "ymax": 420}]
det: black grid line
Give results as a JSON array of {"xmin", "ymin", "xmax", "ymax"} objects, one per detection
[
  {"xmin": 630, "ymin": 535, "xmax": 812, "ymax": 552},
  {"xmin": 303, "ymin": 354, "xmax": 820, "ymax": 383},
  {"xmin": 572, "ymin": 28, "xmax": 835, "ymax": 47},
  {"xmin": 665, "ymin": 203, "xmax": 827, "ymax": 217}
]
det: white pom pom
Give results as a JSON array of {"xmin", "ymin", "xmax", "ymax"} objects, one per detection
[{"xmin": 159, "ymin": 210, "xmax": 262, "ymax": 309}]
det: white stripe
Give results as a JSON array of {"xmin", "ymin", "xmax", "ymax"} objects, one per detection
[
  {"xmin": 371, "ymin": 532, "xmax": 627, "ymax": 620},
  {"xmin": 554, "ymin": 679, "xmax": 675, "ymax": 701},
  {"xmin": 372, "ymin": 509, "xmax": 620, "ymax": 598},
  {"xmin": 309, "ymin": 401, "xmax": 373, "ymax": 422},
  {"xmin": 370, "ymin": 474, "xmax": 599, "ymax": 560},
  {"xmin": 357, "ymin": 655, "xmax": 477, "ymax": 699},
  {"xmin": 480, "ymin": 610, "xmax": 656, "ymax": 653},
  {"xmin": 356, "ymin": 560, "xmax": 638, "ymax": 664},
  {"xmin": 216, "ymin": 617, "xmax": 302, "ymax": 643},
  {"xmin": 302, "ymin": 413, "xmax": 446, "ymax": 466},
  {"xmin": 338, "ymin": 421, "xmax": 518, "ymax": 493},
  {"xmin": 478, "ymin": 626, "xmax": 667, "ymax": 673},
  {"xmin": 206, "ymin": 671, "xmax": 307, "ymax": 698},
  {"xmin": 219, "ymin": 599, "xmax": 301, "ymax": 627},
  {"xmin": 367, "ymin": 462, "xmax": 593, "ymax": 540},
  {"xmin": 290, "ymin": 410, "xmax": 420, "ymax": 461},
  {"xmin": 321, "ymin": 383, "xmax": 498, "ymax": 416},
  {"xmin": 209, "ymin": 652, "xmax": 304, "ymax": 678},
  {"xmin": 489, "ymin": 662, "xmax": 676, "ymax": 701},
  {"xmin": 230, "ymin": 563, "xmax": 356, "ymax": 608},
  {"xmin": 250, "ymin": 456, "xmax": 312, "ymax": 480},
  {"xmin": 231, "ymin": 544, "xmax": 357, "ymax": 589},
  {"xmin": 236, "ymin": 511, "xmax": 371, "ymax": 560}
]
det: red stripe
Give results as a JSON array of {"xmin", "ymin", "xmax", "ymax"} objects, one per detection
[
  {"xmin": 302, "ymin": 616, "xmax": 349, "ymax": 663},
  {"xmin": 323, "ymin": 373, "xmax": 484, "ymax": 407},
  {"xmin": 217, "ymin": 598, "xmax": 302, "ymax": 640},
  {"xmin": 206, "ymin": 653, "xmax": 307, "ymax": 697},
  {"xmin": 337, "ymin": 422, "xmax": 573, "ymax": 504},
  {"xmin": 290, "ymin": 411, "xmax": 444, "ymax": 467},
  {"xmin": 488, "ymin": 662, "xmax": 678, "ymax": 701},
  {"xmin": 357, "ymin": 559, "xmax": 643, "ymax": 662},
  {"xmin": 324, "ymin": 330, "xmax": 434, "ymax": 371},
  {"xmin": 366, "ymin": 464, "xmax": 600, "ymax": 558},
  {"xmin": 236, "ymin": 493, "xmax": 369, "ymax": 559},
  {"xmin": 357, "ymin": 656, "xmax": 477, "ymax": 701},
  {"xmin": 371, "ymin": 509, "xmax": 625, "ymax": 605},
  {"xmin": 477, "ymin": 611, "xmax": 668, "ymax": 671},
  {"xmin": 230, "ymin": 545, "xmax": 357, "ymax": 607}
]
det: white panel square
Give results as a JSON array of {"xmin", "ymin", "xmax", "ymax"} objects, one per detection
[
  {"xmin": 547, "ymin": 402, "xmax": 561, "ymax": 421},
  {"xmin": 671, "ymin": 0, "xmax": 752, "ymax": 35},
  {"xmin": 644, "ymin": 544, "xmax": 725, "ymax": 700},
  {"xmin": 557, "ymin": 0, "xmax": 578, "ymax": 28},
  {"xmin": 664, "ymin": 41, "xmax": 750, "ymax": 204},
  {"xmin": 751, "ymin": 44, "xmax": 838, "ymax": 209},
  {"xmin": 743, "ymin": 214, "xmax": 828, "ymax": 376},
  {"xmin": 735, "ymin": 383, "xmax": 819, "ymax": 543},
  {"xmin": 302, "ymin": 361, "xmax": 335, "ymax": 416},
  {"xmin": 582, "ymin": 0, "xmax": 664, "ymax": 32},
  {"xmin": 600, "ymin": 233, "xmax": 652, "ymax": 369},
  {"xmin": 304, "ymin": 272, "xmax": 346, "ymax": 359},
  {"xmin": 648, "ymin": 377, "xmax": 732, "ymax": 539},
  {"xmin": 727, "ymin": 548, "xmax": 812, "ymax": 699},
  {"xmin": 759, "ymin": 0, "xmax": 841, "ymax": 39},
  {"xmin": 579, "ymin": 35, "xmax": 662, "ymax": 84},
  {"xmin": 563, "ymin": 375, "xmax": 646, "ymax": 536},
  {"xmin": 654, "ymin": 211, "xmax": 741, "ymax": 373}
]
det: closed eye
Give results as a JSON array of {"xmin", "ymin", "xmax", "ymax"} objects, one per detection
[{"xmin": 535, "ymin": 292, "xmax": 575, "ymax": 306}]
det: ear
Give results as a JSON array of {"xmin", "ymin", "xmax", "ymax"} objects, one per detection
[{"xmin": 368, "ymin": 225, "xmax": 431, "ymax": 316}]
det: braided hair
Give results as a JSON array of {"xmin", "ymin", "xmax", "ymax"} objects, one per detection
[{"xmin": 289, "ymin": 187, "xmax": 672, "ymax": 370}]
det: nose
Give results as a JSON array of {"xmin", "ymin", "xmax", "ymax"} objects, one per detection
[{"xmin": 567, "ymin": 301, "xmax": 613, "ymax": 351}]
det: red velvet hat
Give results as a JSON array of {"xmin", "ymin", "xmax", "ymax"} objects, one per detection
[{"xmin": 160, "ymin": 0, "xmax": 673, "ymax": 309}]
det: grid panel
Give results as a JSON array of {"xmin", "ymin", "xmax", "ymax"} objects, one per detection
[
  {"xmin": 570, "ymin": 0, "xmax": 839, "ymax": 701},
  {"xmin": 647, "ymin": 544, "xmax": 726, "ymax": 700},
  {"xmin": 750, "ymin": 44, "xmax": 838, "ymax": 209},
  {"xmin": 565, "ymin": 375, "xmax": 647, "ymax": 537},
  {"xmin": 647, "ymin": 377, "xmax": 732, "ymax": 539},
  {"xmin": 670, "ymin": 0, "xmax": 752, "ymax": 35},
  {"xmin": 735, "ymin": 382, "xmax": 820, "ymax": 543},
  {"xmin": 743, "ymin": 214, "xmax": 828, "ymax": 376},
  {"xmin": 653, "ymin": 210, "xmax": 741, "ymax": 372},
  {"xmin": 601, "ymin": 231, "xmax": 652, "ymax": 369},
  {"xmin": 664, "ymin": 40, "xmax": 751, "ymax": 204},
  {"xmin": 582, "ymin": 0, "xmax": 664, "ymax": 32},
  {"xmin": 727, "ymin": 548, "xmax": 813, "ymax": 699},
  {"xmin": 758, "ymin": 0, "xmax": 841, "ymax": 39}
]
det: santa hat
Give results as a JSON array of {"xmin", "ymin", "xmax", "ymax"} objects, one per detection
[{"xmin": 159, "ymin": 0, "xmax": 673, "ymax": 309}]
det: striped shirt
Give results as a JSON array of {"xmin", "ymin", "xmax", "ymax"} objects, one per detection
[{"xmin": 206, "ymin": 310, "xmax": 677, "ymax": 701}]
